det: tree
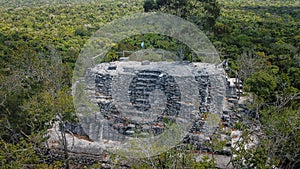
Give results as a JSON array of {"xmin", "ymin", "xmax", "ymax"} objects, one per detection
[
  {"xmin": 227, "ymin": 91, "xmax": 300, "ymax": 169},
  {"xmin": 144, "ymin": 0, "xmax": 190, "ymax": 18},
  {"xmin": 143, "ymin": 0, "xmax": 221, "ymax": 30},
  {"xmin": 261, "ymin": 107, "xmax": 300, "ymax": 169},
  {"xmin": 237, "ymin": 51, "xmax": 270, "ymax": 83},
  {"xmin": 0, "ymin": 45, "xmax": 76, "ymax": 168},
  {"xmin": 245, "ymin": 71, "xmax": 277, "ymax": 98}
]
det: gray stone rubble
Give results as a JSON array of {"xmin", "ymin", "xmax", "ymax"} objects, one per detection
[{"xmin": 47, "ymin": 60, "xmax": 258, "ymax": 168}]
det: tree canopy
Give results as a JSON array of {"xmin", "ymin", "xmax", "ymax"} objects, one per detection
[
  {"xmin": 143, "ymin": 0, "xmax": 221, "ymax": 29},
  {"xmin": 0, "ymin": 0, "xmax": 299, "ymax": 168}
]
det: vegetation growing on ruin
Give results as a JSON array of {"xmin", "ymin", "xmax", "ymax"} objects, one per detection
[{"xmin": 0, "ymin": 0, "xmax": 299, "ymax": 168}]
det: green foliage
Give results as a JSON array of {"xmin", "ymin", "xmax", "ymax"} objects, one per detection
[
  {"xmin": 233, "ymin": 87, "xmax": 300, "ymax": 168},
  {"xmin": 103, "ymin": 50, "xmax": 120, "ymax": 62},
  {"xmin": 110, "ymin": 33, "xmax": 193, "ymax": 61},
  {"xmin": 245, "ymin": 71, "xmax": 277, "ymax": 97},
  {"xmin": 130, "ymin": 146, "xmax": 217, "ymax": 168},
  {"xmin": 0, "ymin": 133, "xmax": 66, "ymax": 169},
  {"xmin": 234, "ymin": 122, "xmax": 246, "ymax": 130},
  {"xmin": 74, "ymin": 27, "xmax": 91, "ymax": 37},
  {"xmin": 288, "ymin": 67, "xmax": 300, "ymax": 89},
  {"xmin": 0, "ymin": 0, "xmax": 299, "ymax": 168},
  {"xmin": 260, "ymin": 105, "xmax": 300, "ymax": 168},
  {"xmin": 0, "ymin": 137, "xmax": 39, "ymax": 168},
  {"xmin": 194, "ymin": 156, "xmax": 217, "ymax": 169},
  {"xmin": 143, "ymin": 0, "xmax": 221, "ymax": 29},
  {"xmin": 22, "ymin": 88, "xmax": 76, "ymax": 132}
]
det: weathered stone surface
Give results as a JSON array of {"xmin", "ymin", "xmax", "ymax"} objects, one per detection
[
  {"xmin": 60, "ymin": 122, "xmax": 89, "ymax": 138},
  {"xmin": 82, "ymin": 62, "xmax": 227, "ymax": 141},
  {"xmin": 48, "ymin": 61, "xmax": 259, "ymax": 167}
]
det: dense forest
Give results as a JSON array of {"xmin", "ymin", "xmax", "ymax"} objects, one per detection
[{"xmin": 0, "ymin": 0, "xmax": 299, "ymax": 168}]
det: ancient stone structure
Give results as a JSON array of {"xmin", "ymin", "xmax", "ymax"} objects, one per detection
[
  {"xmin": 47, "ymin": 60, "xmax": 257, "ymax": 168},
  {"xmin": 80, "ymin": 61, "xmax": 226, "ymax": 142}
]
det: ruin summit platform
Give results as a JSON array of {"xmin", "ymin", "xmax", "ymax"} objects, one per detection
[{"xmin": 77, "ymin": 61, "xmax": 227, "ymax": 143}]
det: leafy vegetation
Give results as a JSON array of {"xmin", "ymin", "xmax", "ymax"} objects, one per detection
[
  {"xmin": 0, "ymin": 0, "xmax": 299, "ymax": 168},
  {"xmin": 144, "ymin": 0, "xmax": 220, "ymax": 29}
]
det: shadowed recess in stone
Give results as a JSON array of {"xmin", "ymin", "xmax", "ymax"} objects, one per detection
[{"xmin": 129, "ymin": 70, "xmax": 181, "ymax": 114}]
